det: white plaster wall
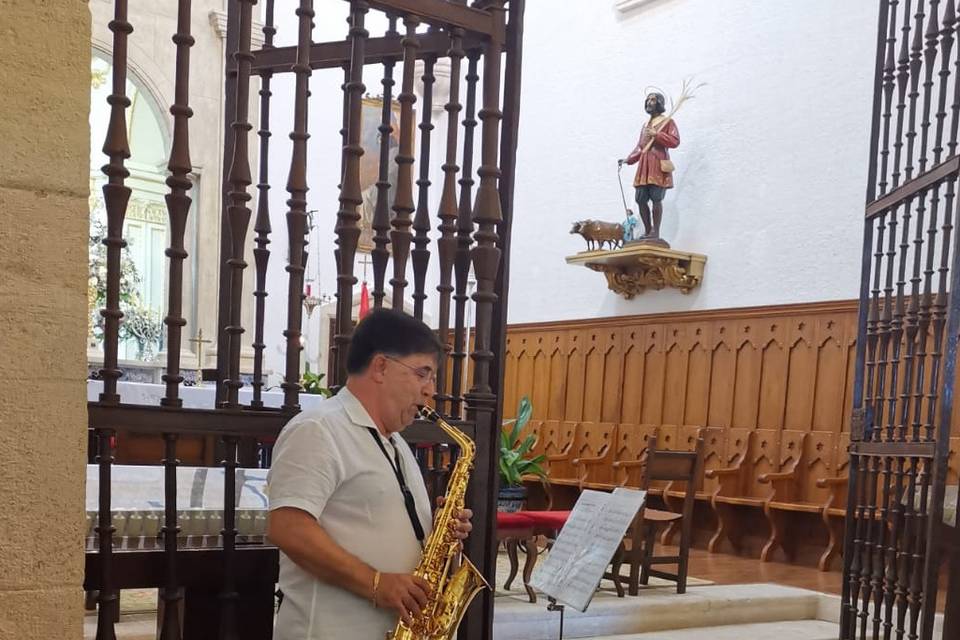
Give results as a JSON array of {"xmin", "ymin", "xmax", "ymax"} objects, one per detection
[
  {"xmin": 261, "ymin": 0, "xmax": 879, "ymax": 376},
  {"xmin": 508, "ymin": 0, "xmax": 878, "ymax": 323}
]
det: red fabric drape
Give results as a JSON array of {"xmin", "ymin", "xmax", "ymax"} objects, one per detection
[{"xmin": 359, "ymin": 281, "xmax": 370, "ymax": 320}]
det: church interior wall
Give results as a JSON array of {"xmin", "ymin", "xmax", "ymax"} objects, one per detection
[
  {"xmin": 0, "ymin": 2, "xmax": 91, "ymax": 637},
  {"xmin": 262, "ymin": 1, "xmax": 880, "ymax": 383},
  {"xmin": 507, "ymin": 0, "xmax": 879, "ymax": 324}
]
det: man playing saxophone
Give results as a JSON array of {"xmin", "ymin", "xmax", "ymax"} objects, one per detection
[{"xmin": 267, "ymin": 309, "xmax": 473, "ymax": 639}]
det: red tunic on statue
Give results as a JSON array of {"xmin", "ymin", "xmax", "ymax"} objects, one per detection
[{"xmin": 625, "ymin": 116, "xmax": 680, "ymax": 189}]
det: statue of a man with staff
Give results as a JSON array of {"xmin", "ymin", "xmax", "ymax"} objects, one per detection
[{"xmin": 619, "ymin": 91, "xmax": 680, "ymax": 246}]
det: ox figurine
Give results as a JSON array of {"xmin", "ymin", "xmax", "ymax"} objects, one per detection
[{"xmin": 570, "ymin": 219, "xmax": 624, "ymax": 251}]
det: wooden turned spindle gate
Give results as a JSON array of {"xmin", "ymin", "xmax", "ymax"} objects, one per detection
[
  {"xmin": 85, "ymin": 1, "xmax": 525, "ymax": 639},
  {"xmin": 842, "ymin": 1, "xmax": 960, "ymax": 638}
]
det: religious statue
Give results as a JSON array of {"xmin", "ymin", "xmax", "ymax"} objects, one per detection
[{"xmin": 619, "ymin": 91, "xmax": 680, "ymax": 247}]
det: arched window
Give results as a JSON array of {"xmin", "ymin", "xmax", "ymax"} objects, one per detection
[{"xmin": 88, "ymin": 52, "xmax": 195, "ymax": 366}]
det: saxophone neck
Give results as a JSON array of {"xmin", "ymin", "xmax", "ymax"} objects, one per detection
[{"xmin": 419, "ymin": 406, "xmax": 475, "ymax": 454}]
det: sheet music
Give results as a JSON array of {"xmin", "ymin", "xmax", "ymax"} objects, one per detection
[{"xmin": 530, "ymin": 487, "xmax": 646, "ymax": 612}]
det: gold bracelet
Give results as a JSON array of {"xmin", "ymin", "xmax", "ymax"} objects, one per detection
[{"xmin": 372, "ymin": 570, "xmax": 382, "ymax": 607}]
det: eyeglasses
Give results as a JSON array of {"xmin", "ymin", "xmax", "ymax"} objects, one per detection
[{"xmin": 384, "ymin": 355, "xmax": 437, "ymax": 384}]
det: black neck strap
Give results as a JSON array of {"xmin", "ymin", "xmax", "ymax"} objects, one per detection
[{"xmin": 367, "ymin": 428, "xmax": 425, "ymax": 544}]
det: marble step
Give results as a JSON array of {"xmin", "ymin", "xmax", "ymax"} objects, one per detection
[
  {"xmin": 580, "ymin": 619, "xmax": 839, "ymax": 640},
  {"xmin": 492, "ymin": 583, "xmax": 828, "ymax": 640}
]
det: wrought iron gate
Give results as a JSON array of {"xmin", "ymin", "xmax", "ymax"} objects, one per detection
[
  {"xmin": 86, "ymin": 1, "xmax": 525, "ymax": 639},
  {"xmin": 841, "ymin": 1, "xmax": 959, "ymax": 638}
]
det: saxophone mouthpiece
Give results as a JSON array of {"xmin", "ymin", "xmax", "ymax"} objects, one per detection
[{"xmin": 418, "ymin": 405, "xmax": 440, "ymax": 422}]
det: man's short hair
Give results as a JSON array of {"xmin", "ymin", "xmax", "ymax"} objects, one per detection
[{"xmin": 346, "ymin": 308, "xmax": 444, "ymax": 374}]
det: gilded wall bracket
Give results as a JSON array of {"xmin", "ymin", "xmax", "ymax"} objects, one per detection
[{"xmin": 566, "ymin": 243, "xmax": 706, "ymax": 299}]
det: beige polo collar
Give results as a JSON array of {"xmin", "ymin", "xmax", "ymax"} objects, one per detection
[{"xmin": 337, "ymin": 386, "xmax": 381, "ymax": 432}]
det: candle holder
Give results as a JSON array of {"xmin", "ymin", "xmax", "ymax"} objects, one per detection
[{"xmin": 303, "ymin": 291, "xmax": 333, "ymax": 319}]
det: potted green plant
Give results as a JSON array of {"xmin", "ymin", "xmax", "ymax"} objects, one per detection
[
  {"xmin": 301, "ymin": 363, "xmax": 333, "ymax": 398},
  {"xmin": 498, "ymin": 396, "xmax": 548, "ymax": 512}
]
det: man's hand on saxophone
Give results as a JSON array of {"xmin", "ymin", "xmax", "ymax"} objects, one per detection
[
  {"xmin": 452, "ymin": 509, "xmax": 473, "ymax": 540},
  {"xmin": 374, "ymin": 573, "xmax": 432, "ymax": 627},
  {"xmin": 436, "ymin": 496, "xmax": 474, "ymax": 541}
]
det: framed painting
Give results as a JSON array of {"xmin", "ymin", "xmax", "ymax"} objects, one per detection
[{"xmin": 357, "ymin": 96, "xmax": 415, "ymax": 253}]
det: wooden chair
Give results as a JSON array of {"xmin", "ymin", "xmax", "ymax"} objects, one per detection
[
  {"xmin": 659, "ymin": 426, "xmax": 716, "ymax": 546},
  {"xmin": 605, "ymin": 434, "xmax": 704, "ymax": 596}
]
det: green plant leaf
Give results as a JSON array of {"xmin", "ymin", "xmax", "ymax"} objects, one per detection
[
  {"xmin": 507, "ymin": 420, "xmax": 521, "ymax": 449},
  {"xmin": 500, "ymin": 428, "xmax": 511, "ymax": 453},
  {"xmin": 516, "ymin": 396, "xmax": 532, "ymax": 430},
  {"xmin": 301, "ymin": 370, "xmax": 332, "ymax": 396},
  {"xmin": 496, "ymin": 396, "xmax": 547, "ymax": 487},
  {"xmin": 517, "ymin": 433, "xmax": 536, "ymax": 457}
]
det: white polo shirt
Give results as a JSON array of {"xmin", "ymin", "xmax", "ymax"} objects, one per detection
[{"xmin": 267, "ymin": 387, "xmax": 433, "ymax": 640}]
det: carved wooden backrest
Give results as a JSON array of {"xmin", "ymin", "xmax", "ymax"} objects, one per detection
[
  {"xmin": 717, "ymin": 428, "xmax": 756, "ymax": 497},
  {"xmin": 542, "ymin": 420, "xmax": 577, "ymax": 479},
  {"xmin": 774, "ymin": 430, "xmax": 810, "ymax": 503},
  {"xmin": 613, "ymin": 423, "xmax": 658, "ymax": 486},
  {"xmin": 803, "ymin": 430, "xmax": 835, "ymax": 503},
  {"xmin": 539, "ymin": 420, "xmax": 563, "ymax": 458},
  {"xmin": 683, "ymin": 425, "xmax": 724, "ymax": 493},
  {"xmin": 749, "ymin": 428, "xmax": 781, "ymax": 498},
  {"xmin": 575, "ymin": 421, "xmax": 616, "ymax": 485},
  {"xmin": 657, "ymin": 424, "xmax": 679, "ymax": 451}
]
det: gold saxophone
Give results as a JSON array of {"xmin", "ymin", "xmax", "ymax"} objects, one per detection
[{"xmin": 387, "ymin": 406, "xmax": 491, "ymax": 640}]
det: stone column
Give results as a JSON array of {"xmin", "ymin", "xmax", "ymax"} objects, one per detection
[{"xmin": 0, "ymin": 2, "xmax": 90, "ymax": 638}]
